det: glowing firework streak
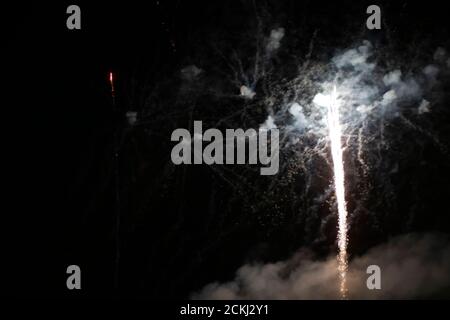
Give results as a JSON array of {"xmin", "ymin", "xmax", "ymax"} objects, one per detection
[
  {"xmin": 109, "ymin": 71, "xmax": 115, "ymax": 97},
  {"xmin": 327, "ymin": 85, "xmax": 349, "ymax": 298}
]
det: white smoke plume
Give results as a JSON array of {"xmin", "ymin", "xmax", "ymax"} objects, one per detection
[
  {"xmin": 193, "ymin": 233, "xmax": 450, "ymax": 299},
  {"xmin": 287, "ymin": 40, "xmax": 441, "ymax": 131},
  {"xmin": 240, "ymin": 85, "xmax": 256, "ymax": 99},
  {"xmin": 266, "ymin": 28, "xmax": 285, "ymax": 54},
  {"xmin": 418, "ymin": 99, "xmax": 431, "ymax": 115},
  {"xmin": 267, "ymin": 40, "xmax": 447, "ymax": 173},
  {"xmin": 181, "ymin": 65, "xmax": 203, "ymax": 81},
  {"xmin": 260, "ymin": 115, "xmax": 277, "ymax": 131},
  {"xmin": 433, "ymin": 47, "xmax": 447, "ymax": 63}
]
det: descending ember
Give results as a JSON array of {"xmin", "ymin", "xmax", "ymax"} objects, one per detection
[{"xmin": 110, "ymin": 71, "xmax": 115, "ymax": 96}]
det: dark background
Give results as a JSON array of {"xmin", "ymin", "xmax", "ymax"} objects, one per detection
[{"xmin": 5, "ymin": 0, "xmax": 450, "ymax": 298}]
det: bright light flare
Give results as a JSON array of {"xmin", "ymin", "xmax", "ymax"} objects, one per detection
[
  {"xmin": 109, "ymin": 71, "xmax": 115, "ymax": 95},
  {"xmin": 327, "ymin": 85, "xmax": 349, "ymax": 299}
]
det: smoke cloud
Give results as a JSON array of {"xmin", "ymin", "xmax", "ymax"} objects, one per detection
[
  {"xmin": 240, "ymin": 85, "xmax": 256, "ymax": 99},
  {"xmin": 181, "ymin": 65, "xmax": 203, "ymax": 81},
  {"xmin": 266, "ymin": 28, "xmax": 285, "ymax": 54},
  {"xmin": 193, "ymin": 233, "xmax": 450, "ymax": 299}
]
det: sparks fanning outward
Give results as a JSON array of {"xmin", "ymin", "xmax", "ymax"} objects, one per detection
[{"xmin": 327, "ymin": 85, "xmax": 349, "ymax": 298}]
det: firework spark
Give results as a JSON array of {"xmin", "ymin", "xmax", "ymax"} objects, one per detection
[
  {"xmin": 327, "ymin": 85, "xmax": 349, "ymax": 298},
  {"xmin": 110, "ymin": 71, "xmax": 115, "ymax": 97}
]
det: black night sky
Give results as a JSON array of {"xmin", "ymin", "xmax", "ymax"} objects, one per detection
[{"xmin": 5, "ymin": 0, "xmax": 450, "ymax": 301}]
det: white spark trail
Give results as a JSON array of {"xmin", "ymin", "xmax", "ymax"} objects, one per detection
[{"xmin": 327, "ymin": 85, "xmax": 349, "ymax": 298}]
